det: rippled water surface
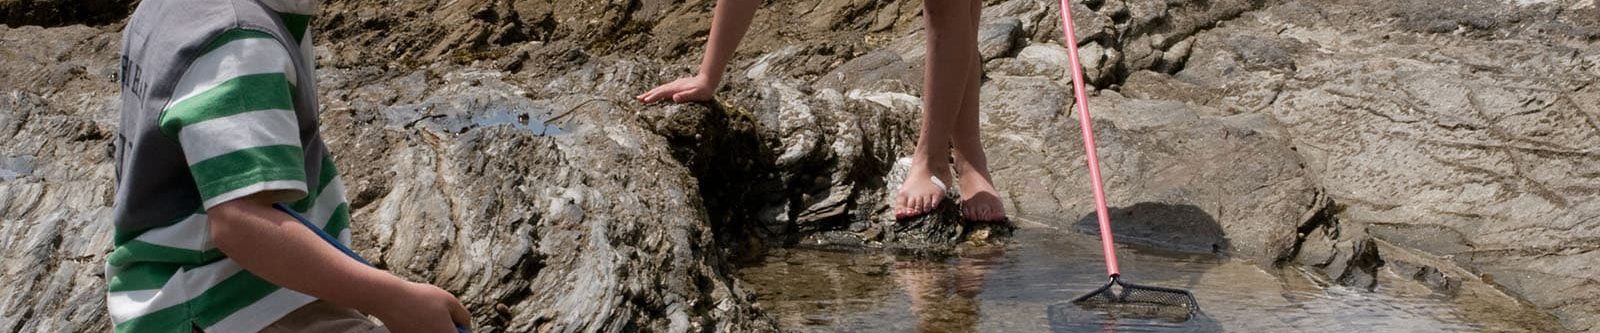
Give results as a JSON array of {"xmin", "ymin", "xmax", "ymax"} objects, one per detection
[{"xmin": 738, "ymin": 218, "xmax": 1552, "ymax": 332}]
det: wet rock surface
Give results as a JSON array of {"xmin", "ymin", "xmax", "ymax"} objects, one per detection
[{"xmin": 3, "ymin": 0, "xmax": 1598, "ymax": 331}]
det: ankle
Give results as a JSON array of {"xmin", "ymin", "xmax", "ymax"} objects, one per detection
[{"xmin": 909, "ymin": 158, "xmax": 951, "ymax": 174}]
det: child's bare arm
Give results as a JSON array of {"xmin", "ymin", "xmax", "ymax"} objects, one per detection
[
  {"xmin": 695, "ymin": 0, "xmax": 760, "ymax": 85},
  {"xmin": 638, "ymin": 0, "xmax": 760, "ymax": 103},
  {"xmin": 208, "ymin": 192, "xmax": 470, "ymax": 333}
]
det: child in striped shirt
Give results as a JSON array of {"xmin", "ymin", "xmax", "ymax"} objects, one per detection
[{"xmin": 112, "ymin": 1, "xmax": 468, "ymax": 332}]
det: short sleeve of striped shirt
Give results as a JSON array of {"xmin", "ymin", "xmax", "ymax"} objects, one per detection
[{"xmin": 159, "ymin": 29, "xmax": 306, "ymax": 209}]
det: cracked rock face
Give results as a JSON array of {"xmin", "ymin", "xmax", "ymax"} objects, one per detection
[
  {"xmin": 1130, "ymin": 0, "xmax": 1600, "ymax": 330},
  {"xmin": 317, "ymin": 66, "xmax": 778, "ymax": 332},
  {"xmin": 0, "ymin": 24, "xmax": 119, "ymax": 333},
  {"xmin": 3, "ymin": 0, "xmax": 1599, "ymax": 331}
]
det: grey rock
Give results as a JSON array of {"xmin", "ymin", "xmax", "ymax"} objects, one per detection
[
  {"xmin": 1375, "ymin": 240, "xmax": 1571, "ymax": 332},
  {"xmin": 1161, "ymin": 1, "xmax": 1600, "ymax": 329},
  {"xmin": 981, "ymin": 76, "xmax": 1321, "ymax": 261},
  {"xmin": 1289, "ymin": 194, "xmax": 1384, "ymax": 290},
  {"xmin": 321, "ymin": 66, "xmax": 781, "ymax": 332},
  {"xmin": 879, "ymin": 158, "xmax": 1015, "ymax": 255},
  {"xmin": 1224, "ymin": 35, "xmax": 1299, "ymax": 72},
  {"xmin": 1321, "ymin": 228, "xmax": 1381, "ymax": 290},
  {"xmin": 1072, "ymin": 202, "xmax": 1230, "ymax": 255},
  {"xmin": 1021, "ymin": 0, "xmax": 1277, "ymax": 85},
  {"xmin": 978, "ymin": 18, "xmax": 1024, "ymax": 62},
  {"xmin": 848, "ymin": 221, "xmax": 870, "ymax": 233},
  {"xmin": 4, "ymin": 0, "xmax": 1599, "ymax": 331},
  {"xmin": 995, "ymin": 43, "xmax": 1070, "ymax": 79},
  {"xmin": 0, "ymin": 155, "xmax": 34, "ymax": 181},
  {"xmin": 0, "ymin": 24, "xmax": 118, "ymax": 333},
  {"xmin": 815, "ymin": 49, "xmax": 922, "ymax": 94},
  {"xmin": 1386, "ymin": 256, "xmax": 1462, "ymax": 296}
]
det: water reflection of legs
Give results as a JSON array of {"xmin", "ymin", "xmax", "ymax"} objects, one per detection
[{"xmin": 893, "ymin": 246, "xmax": 1006, "ymax": 332}]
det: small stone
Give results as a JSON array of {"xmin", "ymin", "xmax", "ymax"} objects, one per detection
[{"xmin": 849, "ymin": 221, "xmax": 870, "ymax": 232}]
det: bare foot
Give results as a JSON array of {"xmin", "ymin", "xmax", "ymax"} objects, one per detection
[
  {"xmin": 895, "ymin": 159, "xmax": 952, "ymax": 219},
  {"xmin": 953, "ymin": 153, "xmax": 1006, "ymax": 222}
]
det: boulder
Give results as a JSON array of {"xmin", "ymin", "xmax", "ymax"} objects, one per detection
[
  {"xmin": 318, "ymin": 66, "xmax": 780, "ymax": 331},
  {"xmin": 980, "ymin": 75, "xmax": 1323, "ymax": 261},
  {"xmin": 1148, "ymin": 0, "xmax": 1600, "ymax": 329}
]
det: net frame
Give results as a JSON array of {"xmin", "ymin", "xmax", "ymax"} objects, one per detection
[{"xmin": 1071, "ymin": 276, "xmax": 1201, "ymax": 322}]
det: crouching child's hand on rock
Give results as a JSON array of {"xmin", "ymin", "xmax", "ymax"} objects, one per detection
[{"xmin": 372, "ymin": 282, "xmax": 473, "ymax": 333}]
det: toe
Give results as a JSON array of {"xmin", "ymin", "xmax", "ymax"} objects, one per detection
[{"xmin": 894, "ymin": 192, "xmax": 909, "ymax": 217}]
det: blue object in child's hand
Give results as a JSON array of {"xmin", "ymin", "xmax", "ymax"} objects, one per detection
[{"xmin": 273, "ymin": 204, "xmax": 473, "ymax": 333}]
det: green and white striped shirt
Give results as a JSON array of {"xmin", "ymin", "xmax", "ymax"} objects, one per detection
[{"xmin": 111, "ymin": 1, "xmax": 350, "ymax": 332}]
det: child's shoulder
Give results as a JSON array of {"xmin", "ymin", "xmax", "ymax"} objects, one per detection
[
  {"xmin": 123, "ymin": 0, "xmax": 297, "ymax": 92},
  {"xmin": 126, "ymin": 0, "xmax": 292, "ymax": 46}
]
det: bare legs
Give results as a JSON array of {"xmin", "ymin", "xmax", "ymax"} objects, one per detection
[
  {"xmin": 950, "ymin": 0, "xmax": 1005, "ymax": 222},
  {"xmin": 895, "ymin": 0, "xmax": 975, "ymax": 218},
  {"xmin": 896, "ymin": 0, "xmax": 1006, "ymax": 221}
]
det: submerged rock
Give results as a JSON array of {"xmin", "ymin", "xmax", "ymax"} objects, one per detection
[{"xmin": 3, "ymin": 0, "xmax": 1598, "ymax": 331}]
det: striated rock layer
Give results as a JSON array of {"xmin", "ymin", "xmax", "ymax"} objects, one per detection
[{"xmin": 2, "ymin": 0, "xmax": 1597, "ymax": 331}]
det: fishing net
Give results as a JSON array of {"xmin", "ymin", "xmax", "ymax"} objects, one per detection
[{"xmin": 1071, "ymin": 277, "xmax": 1200, "ymax": 323}]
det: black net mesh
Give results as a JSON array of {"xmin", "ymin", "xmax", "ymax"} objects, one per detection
[{"xmin": 1072, "ymin": 279, "xmax": 1199, "ymax": 323}]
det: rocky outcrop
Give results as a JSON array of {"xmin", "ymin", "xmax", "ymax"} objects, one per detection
[
  {"xmin": 316, "ymin": 66, "xmax": 778, "ymax": 331},
  {"xmin": 1129, "ymin": 0, "xmax": 1600, "ymax": 330},
  {"xmin": 0, "ymin": 24, "xmax": 119, "ymax": 333},
  {"xmin": 3, "ymin": 0, "xmax": 1598, "ymax": 331},
  {"xmin": 983, "ymin": 86, "xmax": 1323, "ymax": 261}
]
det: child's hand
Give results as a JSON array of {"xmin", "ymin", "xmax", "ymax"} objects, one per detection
[
  {"xmin": 376, "ymin": 282, "xmax": 472, "ymax": 333},
  {"xmin": 637, "ymin": 75, "xmax": 717, "ymax": 103}
]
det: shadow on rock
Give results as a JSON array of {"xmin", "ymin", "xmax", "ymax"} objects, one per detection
[
  {"xmin": 1073, "ymin": 202, "xmax": 1230, "ymax": 255},
  {"xmin": 0, "ymin": 0, "xmax": 133, "ymax": 27}
]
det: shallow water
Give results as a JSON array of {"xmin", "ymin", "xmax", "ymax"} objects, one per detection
[
  {"xmin": 379, "ymin": 92, "xmax": 569, "ymax": 136},
  {"xmin": 469, "ymin": 108, "xmax": 566, "ymax": 136},
  {"xmin": 0, "ymin": 155, "xmax": 34, "ymax": 181},
  {"xmin": 738, "ymin": 218, "xmax": 1539, "ymax": 332}
]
